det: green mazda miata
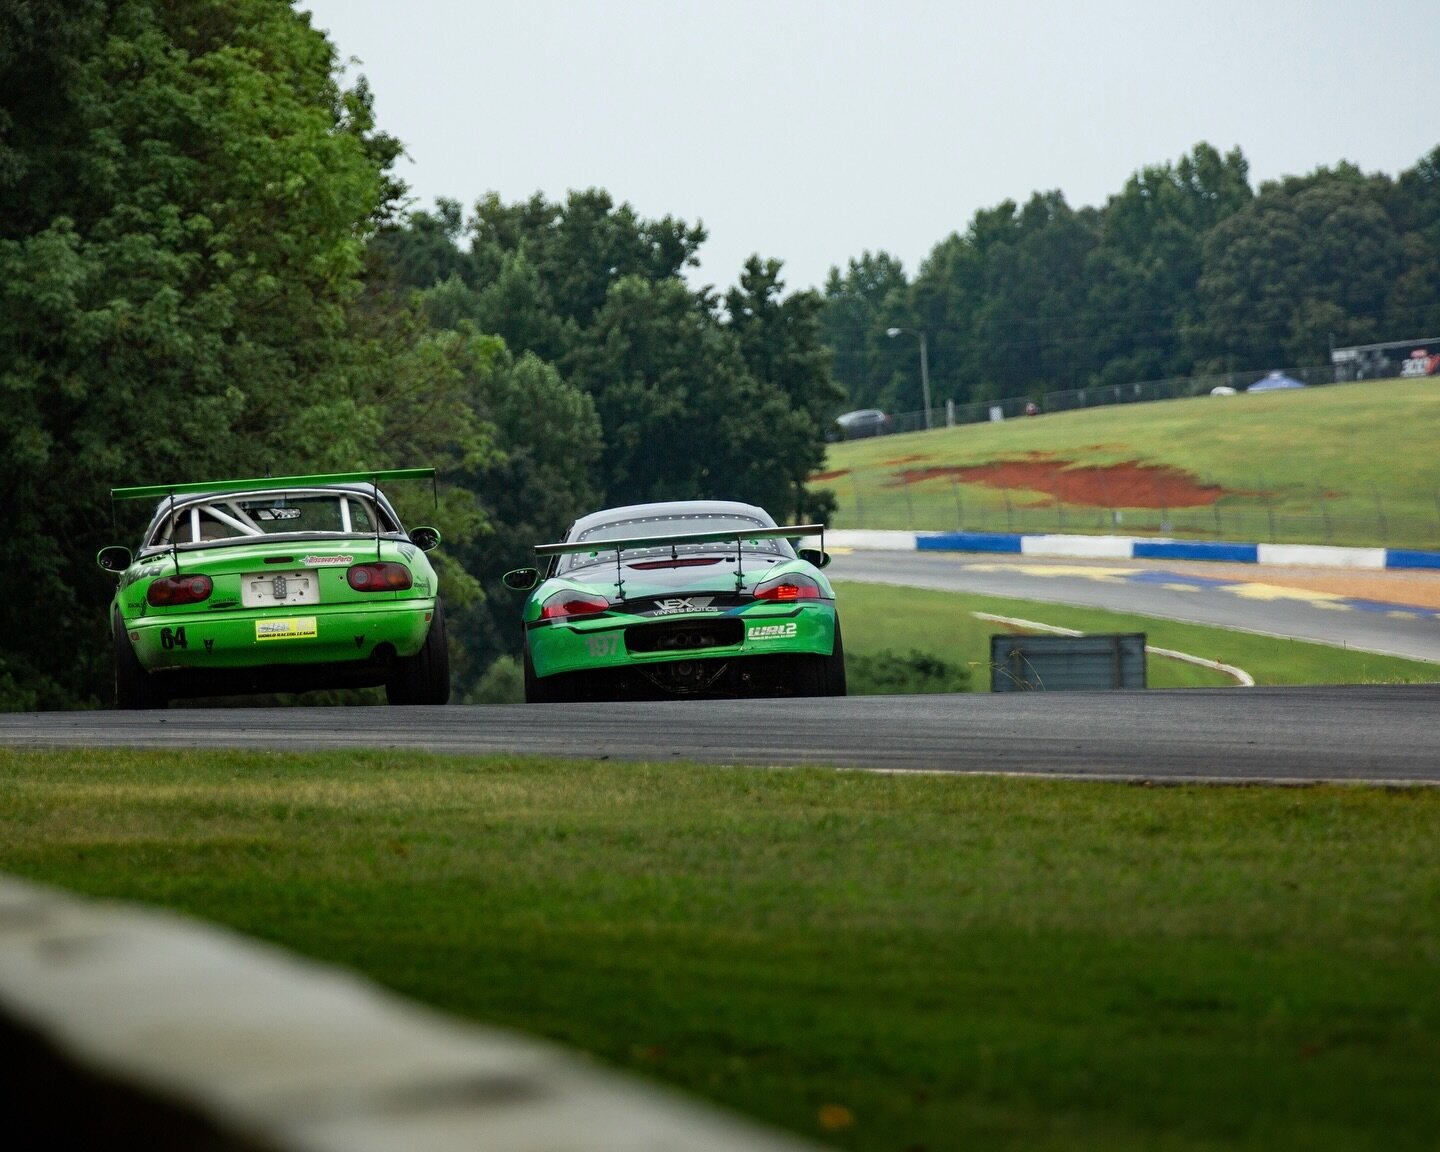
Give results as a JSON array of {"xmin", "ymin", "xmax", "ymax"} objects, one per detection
[
  {"xmin": 504, "ymin": 500, "xmax": 846, "ymax": 702},
  {"xmin": 97, "ymin": 469, "xmax": 449, "ymax": 708}
]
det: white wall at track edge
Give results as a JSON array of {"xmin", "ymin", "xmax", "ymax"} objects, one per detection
[
  {"xmin": 1019, "ymin": 535, "xmax": 1136, "ymax": 559},
  {"xmin": 802, "ymin": 530, "xmax": 916, "ymax": 551},
  {"xmin": 1257, "ymin": 544, "xmax": 1386, "ymax": 569},
  {"xmin": 0, "ymin": 876, "xmax": 819, "ymax": 1152}
]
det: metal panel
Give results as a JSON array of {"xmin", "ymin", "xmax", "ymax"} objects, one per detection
[{"xmin": 990, "ymin": 633, "xmax": 1147, "ymax": 692}]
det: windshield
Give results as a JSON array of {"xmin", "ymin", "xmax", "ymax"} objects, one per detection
[
  {"xmin": 559, "ymin": 512, "xmax": 794, "ymax": 574},
  {"xmin": 148, "ymin": 490, "xmax": 398, "ymax": 548}
]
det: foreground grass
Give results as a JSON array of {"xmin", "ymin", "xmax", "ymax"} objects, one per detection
[
  {"xmin": 836, "ymin": 581, "xmax": 1440, "ymax": 690},
  {"xmin": 816, "ymin": 379, "xmax": 1440, "ymax": 547},
  {"xmin": 3, "ymin": 748, "xmax": 1439, "ymax": 1150}
]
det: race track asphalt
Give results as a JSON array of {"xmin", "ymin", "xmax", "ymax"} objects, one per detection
[{"xmin": 2, "ymin": 686, "xmax": 1437, "ymax": 784}]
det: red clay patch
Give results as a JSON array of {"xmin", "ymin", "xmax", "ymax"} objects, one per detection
[
  {"xmin": 881, "ymin": 454, "xmax": 930, "ymax": 466},
  {"xmin": 809, "ymin": 469, "xmax": 851, "ymax": 483},
  {"xmin": 892, "ymin": 459, "xmax": 1229, "ymax": 509}
]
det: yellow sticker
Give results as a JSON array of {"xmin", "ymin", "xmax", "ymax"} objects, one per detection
[{"xmin": 255, "ymin": 617, "xmax": 318, "ymax": 641}]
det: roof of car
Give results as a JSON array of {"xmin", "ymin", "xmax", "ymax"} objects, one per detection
[{"xmin": 566, "ymin": 500, "xmax": 778, "ymax": 540}]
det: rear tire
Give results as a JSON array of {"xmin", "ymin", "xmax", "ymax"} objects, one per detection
[
  {"xmin": 522, "ymin": 639, "xmax": 567, "ymax": 703},
  {"xmin": 387, "ymin": 599, "xmax": 451, "ymax": 705},
  {"xmin": 794, "ymin": 617, "xmax": 847, "ymax": 697},
  {"xmin": 113, "ymin": 609, "xmax": 166, "ymax": 710}
]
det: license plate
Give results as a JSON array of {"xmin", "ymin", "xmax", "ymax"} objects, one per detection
[{"xmin": 241, "ymin": 569, "xmax": 319, "ymax": 608}]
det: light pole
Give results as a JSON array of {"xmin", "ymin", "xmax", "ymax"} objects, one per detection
[{"xmin": 886, "ymin": 326, "xmax": 932, "ymax": 429}]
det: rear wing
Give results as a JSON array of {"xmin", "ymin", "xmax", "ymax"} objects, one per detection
[
  {"xmin": 535, "ymin": 524, "xmax": 825, "ymax": 595},
  {"xmin": 112, "ymin": 467, "xmax": 435, "ymax": 502},
  {"xmin": 534, "ymin": 524, "xmax": 824, "ymax": 557}
]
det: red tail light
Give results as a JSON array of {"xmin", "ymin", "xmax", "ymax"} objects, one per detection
[
  {"xmin": 147, "ymin": 574, "xmax": 213, "ymax": 607},
  {"xmin": 753, "ymin": 573, "xmax": 823, "ymax": 601},
  {"xmin": 539, "ymin": 590, "xmax": 611, "ymax": 620},
  {"xmin": 347, "ymin": 562, "xmax": 413, "ymax": 592}
]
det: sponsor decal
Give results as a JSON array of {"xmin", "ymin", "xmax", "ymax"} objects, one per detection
[
  {"xmin": 301, "ymin": 554, "xmax": 352, "ymax": 566},
  {"xmin": 255, "ymin": 616, "xmax": 318, "ymax": 641},
  {"xmin": 204, "ymin": 638, "xmax": 214, "ymax": 654},
  {"xmin": 415, "ymin": 576, "xmax": 431, "ymax": 594},
  {"xmin": 254, "ymin": 507, "xmax": 302, "ymax": 521},
  {"xmin": 399, "ymin": 544, "xmax": 417, "ymax": 563},
  {"xmin": 646, "ymin": 596, "xmax": 717, "ymax": 617},
  {"xmin": 747, "ymin": 622, "xmax": 798, "ymax": 641}
]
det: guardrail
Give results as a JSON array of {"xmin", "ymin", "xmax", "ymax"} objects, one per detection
[
  {"xmin": 806, "ymin": 529, "xmax": 1440, "ymax": 571},
  {"xmin": 0, "ymin": 875, "xmax": 819, "ymax": 1151}
]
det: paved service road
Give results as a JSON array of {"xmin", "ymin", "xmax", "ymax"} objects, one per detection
[
  {"xmin": 2, "ymin": 686, "xmax": 1438, "ymax": 783},
  {"xmin": 831, "ymin": 550, "xmax": 1440, "ymax": 663}
]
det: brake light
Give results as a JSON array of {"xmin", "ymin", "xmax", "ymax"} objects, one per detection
[
  {"xmin": 146, "ymin": 574, "xmax": 213, "ymax": 607},
  {"xmin": 539, "ymin": 590, "xmax": 611, "ymax": 620},
  {"xmin": 347, "ymin": 562, "xmax": 413, "ymax": 592},
  {"xmin": 753, "ymin": 573, "xmax": 823, "ymax": 601}
]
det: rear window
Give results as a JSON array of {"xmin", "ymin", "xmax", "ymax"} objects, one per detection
[
  {"xmin": 150, "ymin": 491, "xmax": 396, "ymax": 547},
  {"xmin": 560, "ymin": 513, "xmax": 793, "ymax": 573}
]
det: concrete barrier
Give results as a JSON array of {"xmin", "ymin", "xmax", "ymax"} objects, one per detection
[
  {"xmin": 807, "ymin": 530, "xmax": 1440, "ymax": 571},
  {"xmin": 0, "ymin": 876, "xmax": 819, "ymax": 1151}
]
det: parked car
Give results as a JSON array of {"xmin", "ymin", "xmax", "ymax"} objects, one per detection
[
  {"xmin": 503, "ymin": 500, "xmax": 846, "ymax": 702},
  {"xmin": 98, "ymin": 469, "xmax": 449, "ymax": 708},
  {"xmin": 831, "ymin": 409, "xmax": 892, "ymax": 440}
]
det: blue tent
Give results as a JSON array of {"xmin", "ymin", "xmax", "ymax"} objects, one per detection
[{"xmin": 1247, "ymin": 371, "xmax": 1306, "ymax": 392}]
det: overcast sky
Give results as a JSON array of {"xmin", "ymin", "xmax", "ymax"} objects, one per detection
[{"xmin": 301, "ymin": 1, "xmax": 1440, "ymax": 294}]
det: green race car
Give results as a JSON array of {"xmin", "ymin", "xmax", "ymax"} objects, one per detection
[
  {"xmin": 503, "ymin": 500, "xmax": 846, "ymax": 702},
  {"xmin": 98, "ymin": 469, "xmax": 450, "ymax": 708}
]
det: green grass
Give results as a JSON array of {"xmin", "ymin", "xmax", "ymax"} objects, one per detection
[
  {"xmin": 836, "ymin": 581, "xmax": 1440, "ymax": 690},
  {"xmin": 815, "ymin": 379, "xmax": 1440, "ymax": 548},
  {"xmin": 3, "ymin": 748, "xmax": 1439, "ymax": 1150}
]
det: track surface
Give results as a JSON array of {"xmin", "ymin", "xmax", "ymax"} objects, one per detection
[
  {"xmin": 2, "ymin": 686, "xmax": 1438, "ymax": 783},
  {"xmin": 5, "ymin": 554, "xmax": 1437, "ymax": 784},
  {"xmin": 832, "ymin": 551, "xmax": 1440, "ymax": 662}
]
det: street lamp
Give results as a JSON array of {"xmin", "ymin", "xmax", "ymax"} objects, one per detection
[{"xmin": 885, "ymin": 326, "xmax": 932, "ymax": 429}]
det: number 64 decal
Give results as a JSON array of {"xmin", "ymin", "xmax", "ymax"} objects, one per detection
[
  {"xmin": 584, "ymin": 633, "xmax": 620, "ymax": 657},
  {"xmin": 160, "ymin": 626, "xmax": 188, "ymax": 651}
]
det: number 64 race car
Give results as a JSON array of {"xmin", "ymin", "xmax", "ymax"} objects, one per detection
[
  {"xmin": 97, "ymin": 469, "xmax": 450, "ymax": 708},
  {"xmin": 503, "ymin": 500, "xmax": 846, "ymax": 702}
]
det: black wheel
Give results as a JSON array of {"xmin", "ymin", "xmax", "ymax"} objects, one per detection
[
  {"xmin": 522, "ymin": 638, "xmax": 566, "ymax": 703},
  {"xmin": 387, "ymin": 599, "xmax": 451, "ymax": 705},
  {"xmin": 113, "ymin": 608, "xmax": 166, "ymax": 710},
  {"xmin": 825, "ymin": 618, "xmax": 848, "ymax": 697},
  {"xmin": 794, "ymin": 617, "xmax": 847, "ymax": 697}
]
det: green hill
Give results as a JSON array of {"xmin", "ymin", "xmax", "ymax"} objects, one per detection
[{"xmin": 811, "ymin": 378, "xmax": 1440, "ymax": 550}]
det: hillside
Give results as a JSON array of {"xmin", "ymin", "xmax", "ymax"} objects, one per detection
[{"xmin": 810, "ymin": 378, "xmax": 1440, "ymax": 550}]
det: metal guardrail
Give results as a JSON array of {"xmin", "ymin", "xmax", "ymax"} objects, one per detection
[{"xmin": 0, "ymin": 875, "xmax": 821, "ymax": 1152}]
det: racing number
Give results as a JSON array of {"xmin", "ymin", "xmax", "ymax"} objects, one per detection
[
  {"xmin": 159, "ymin": 626, "xmax": 188, "ymax": 651},
  {"xmin": 584, "ymin": 633, "xmax": 620, "ymax": 658}
]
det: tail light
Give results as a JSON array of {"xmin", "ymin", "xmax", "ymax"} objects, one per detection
[
  {"xmin": 347, "ymin": 562, "xmax": 413, "ymax": 592},
  {"xmin": 753, "ymin": 573, "xmax": 824, "ymax": 601},
  {"xmin": 539, "ymin": 590, "xmax": 610, "ymax": 620},
  {"xmin": 147, "ymin": 574, "xmax": 213, "ymax": 607}
]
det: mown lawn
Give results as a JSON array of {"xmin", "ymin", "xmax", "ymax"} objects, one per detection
[
  {"xmin": 815, "ymin": 378, "xmax": 1440, "ymax": 548},
  {"xmin": 4, "ymin": 748, "xmax": 1439, "ymax": 1150},
  {"xmin": 836, "ymin": 580, "xmax": 1440, "ymax": 692}
]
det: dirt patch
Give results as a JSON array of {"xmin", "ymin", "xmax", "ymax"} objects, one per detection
[
  {"xmin": 881, "ymin": 454, "xmax": 930, "ymax": 466},
  {"xmin": 809, "ymin": 469, "xmax": 850, "ymax": 483},
  {"xmin": 891, "ymin": 458, "xmax": 1229, "ymax": 509}
]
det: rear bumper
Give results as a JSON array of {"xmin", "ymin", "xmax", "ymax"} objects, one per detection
[
  {"xmin": 126, "ymin": 601, "xmax": 436, "ymax": 672},
  {"xmin": 527, "ymin": 603, "xmax": 837, "ymax": 679}
]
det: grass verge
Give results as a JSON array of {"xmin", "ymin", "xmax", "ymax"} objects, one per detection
[
  {"xmin": 835, "ymin": 580, "xmax": 1440, "ymax": 691},
  {"xmin": 3, "ymin": 748, "xmax": 1439, "ymax": 1151}
]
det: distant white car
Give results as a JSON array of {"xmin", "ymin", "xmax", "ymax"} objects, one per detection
[
  {"xmin": 831, "ymin": 409, "xmax": 892, "ymax": 440},
  {"xmin": 1210, "ymin": 385, "xmax": 1237, "ymax": 396}
]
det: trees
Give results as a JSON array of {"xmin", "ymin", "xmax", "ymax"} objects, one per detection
[{"xmin": 0, "ymin": 0, "xmax": 401, "ymax": 707}]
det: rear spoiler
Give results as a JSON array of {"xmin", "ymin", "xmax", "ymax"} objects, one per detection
[
  {"xmin": 535, "ymin": 524, "xmax": 825, "ymax": 595},
  {"xmin": 534, "ymin": 524, "xmax": 824, "ymax": 557},
  {"xmin": 112, "ymin": 468, "xmax": 436, "ymax": 502}
]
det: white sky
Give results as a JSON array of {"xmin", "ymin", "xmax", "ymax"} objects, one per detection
[{"xmin": 301, "ymin": 0, "xmax": 1440, "ymax": 295}]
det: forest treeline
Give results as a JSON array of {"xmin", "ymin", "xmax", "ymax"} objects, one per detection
[
  {"xmin": 2, "ymin": 0, "xmax": 1438, "ymax": 708},
  {"xmin": 826, "ymin": 143, "xmax": 1440, "ymax": 414}
]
